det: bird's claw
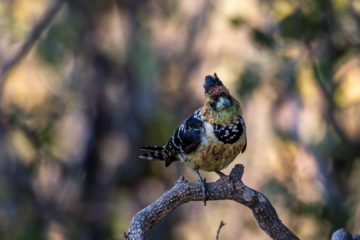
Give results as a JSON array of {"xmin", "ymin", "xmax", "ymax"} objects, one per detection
[
  {"xmin": 201, "ymin": 177, "xmax": 207, "ymax": 206},
  {"xmin": 193, "ymin": 170, "xmax": 207, "ymax": 206},
  {"xmin": 215, "ymin": 171, "xmax": 226, "ymax": 179}
]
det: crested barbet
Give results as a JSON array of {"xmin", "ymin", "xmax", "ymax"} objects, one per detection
[{"xmin": 140, "ymin": 73, "xmax": 247, "ymax": 205}]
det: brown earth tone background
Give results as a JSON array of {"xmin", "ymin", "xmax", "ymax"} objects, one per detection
[{"xmin": 0, "ymin": 0, "xmax": 360, "ymax": 239}]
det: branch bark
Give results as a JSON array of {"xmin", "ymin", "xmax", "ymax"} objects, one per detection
[{"xmin": 125, "ymin": 164, "xmax": 299, "ymax": 240}]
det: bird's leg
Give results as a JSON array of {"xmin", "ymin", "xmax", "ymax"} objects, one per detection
[
  {"xmin": 215, "ymin": 170, "xmax": 226, "ymax": 179},
  {"xmin": 193, "ymin": 170, "xmax": 207, "ymax": 206}
]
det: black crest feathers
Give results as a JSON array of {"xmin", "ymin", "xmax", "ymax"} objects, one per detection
[{"xmin": 204, "ymin": 73, "xmax": 223, "ymax": 94}]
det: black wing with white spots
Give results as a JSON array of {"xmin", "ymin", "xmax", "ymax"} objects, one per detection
[
  {"xmin": 140, "ymin": 109, "xmax": 204, "ymax": 167},
  {"xmin": 163, "ymin": 109, "xmax": 204, "ymax": 166},
  {"xmin": 213, "ymin": 117, "xmax": 245, "ymax": 144}
]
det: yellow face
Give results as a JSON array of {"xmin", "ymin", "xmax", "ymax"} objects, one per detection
[
  {"xmin": 201, "ymin": 90, "xmax": 242, "ymax": 125},
  {"xmin": 201, "ymin": 74, "xmax": 243, "ymax": 124}
]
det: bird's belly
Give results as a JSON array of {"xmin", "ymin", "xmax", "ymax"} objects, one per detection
[{"xmin": 180, "ymin": 140, "xmax": 245, "ymax": 171}]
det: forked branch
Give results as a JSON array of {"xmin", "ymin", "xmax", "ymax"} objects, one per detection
[{"xmin": 125, "ymin": 164, "xmax": 299, "ymax": 240}]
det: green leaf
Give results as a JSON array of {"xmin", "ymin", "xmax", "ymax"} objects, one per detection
[
  {"xmin": 252, "ymin": 29, "xmax": 275, "ymax": 49},
  {"xmin": 236, "ymin": 63, "xmax": 261, "ymax": 99},
  {"xmin": 279, "ymin": 9, "xmax": 318, "ymax": 40}
]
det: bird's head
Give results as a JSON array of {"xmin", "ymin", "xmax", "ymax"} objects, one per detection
[
  {"xmin": 204, "ymin": 73, "xmax": 232, "ymax": 111},
  {"xmin": 201, "ymin": 73, "xmax": 242, "ymax": 124}
]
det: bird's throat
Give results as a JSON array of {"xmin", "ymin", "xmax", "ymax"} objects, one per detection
[{"xmin": 201, "ymin": 104, "xmax": 240, "ymax": 124}]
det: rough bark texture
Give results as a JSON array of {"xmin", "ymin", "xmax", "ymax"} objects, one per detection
[{"xmin": 125, "ymin": 164, "xmax": 299, "ymax": 240}]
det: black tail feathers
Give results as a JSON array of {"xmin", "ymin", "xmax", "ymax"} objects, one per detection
[
  {"xmin": 139, "ymin": 145, "xmax": 165, "ymax": 161},
  {"xmin": 139, "ymin": 145, "xmax": 176, "ymax": 167},
  {"xmin": 139, "ymin": 151, "xmax": 165, "ymax": 160},
  {"xmin": 140, "ymin": 145, "xmax": 165, "ymax": 151}
]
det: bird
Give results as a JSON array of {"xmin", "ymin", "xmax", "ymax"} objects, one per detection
[{"xmin": 140, "ymin": 73, "xmax": 247, "ymax": 205}]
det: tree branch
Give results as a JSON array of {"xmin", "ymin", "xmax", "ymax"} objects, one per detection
[
  {"xmin": 0, "ymin": 0, "xmax": 65, "ymax": 94},
  {"xmin": 125, "ymin": 164, "xmax": 299, "ymax": 240},
  {"xmin": 216, "ymin": 221, "xmax": 225, "ymax": 240}
]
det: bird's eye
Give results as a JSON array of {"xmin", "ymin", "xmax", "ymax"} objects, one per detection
[
  {"xmin": 211, "ymin": 95, "xmax": 220, "ymax": 102},
  {"xmin": 210, "ymin": 102, "xmax": 216, "ymax": 110}
]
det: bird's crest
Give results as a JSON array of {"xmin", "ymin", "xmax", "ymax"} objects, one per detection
[
  {"xmin": 201, "ymin": 73, "xmax": 241, "ymax": 124},
  {"xmin": 204, "ymin": 73, "xmax": 229, "ymax": 97}
]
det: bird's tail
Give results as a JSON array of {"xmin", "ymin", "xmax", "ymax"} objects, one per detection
[{"xmin": 139, "ymin": 145, "xmax": 165, "ymax": 160}]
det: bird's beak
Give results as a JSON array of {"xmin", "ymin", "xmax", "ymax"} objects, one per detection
[{"xmin": 219, "ymin": 97, "xmax": 231, "ymax": 108}]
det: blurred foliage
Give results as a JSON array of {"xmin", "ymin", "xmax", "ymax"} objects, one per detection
[
  {"xmin": 279, "ymin": 9, "xmax": 319, "ymax": 40},
  {"xmin": 236, "ymin": 63, "xmax": 261, "ymax": 100},
  {"xmin": 252, "ymin": 29, "xmax": 275, "ymax": 49},
  {"xmin": 0, "ymin": 0, "xmax": 360, "ymax": 239},
  {"xmin": 38, "ymin": 14, "xmax": 83, "ymax": 66}
]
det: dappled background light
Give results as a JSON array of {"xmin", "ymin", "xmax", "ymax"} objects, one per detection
[{"xmin": 0, "ymin": 0, "xmax": 359, "ymax": 239}]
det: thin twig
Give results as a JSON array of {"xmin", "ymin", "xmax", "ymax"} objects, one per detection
[
  {"xmin": 0, "ymin": 0, "xmax": 65, "ymax": 96},
  {"xmin": 305, "ymin": 43, "xmax": 360, "ymax": 151},
  {"xmin": 125, "ymin": 164, "xmax": 299, "ymax": 240},
  {"xmin": 216, "ymin": 221, "xmax": 225, "ymax": 240}
]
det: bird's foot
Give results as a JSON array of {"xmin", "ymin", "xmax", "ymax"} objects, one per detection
[
  {"xmin": 200, "ymin": 177, "xmax": 207, "ymax": 206},
  {"xmin": 193, "ymin": 170, "xmax": 207, "ymax": 206},
  {"xmin": 215, "ymin": 170, "xmax": 226, "ymax": 179}
]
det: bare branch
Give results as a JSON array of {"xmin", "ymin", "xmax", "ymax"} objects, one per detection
[
  {"xmin": 125, "ymin": 164, "xmax": 299, "ymax": 240},
  {"xmin": 0, "ymin": 0, "xmax": 65, "ymax": 94},
  {"xmin": 304, "ymin": 43, "xmax": 360, "ymax": 152},
  {"xmin": 216, "ymin": 221, "xmax": 225, "ymax": 240}
]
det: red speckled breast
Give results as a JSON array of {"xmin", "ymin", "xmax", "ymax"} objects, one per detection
[{"xmin": 181, "ymin": 137, "xmax": 247, "ymax": 171}]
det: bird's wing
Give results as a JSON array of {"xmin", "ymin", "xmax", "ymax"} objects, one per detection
[
  {"xmin": 213, "ymin": 116, "xmax": 245, "ymax": 144},
  {"xmin": 177, "ymin": 112, "xmax": 204, "ymax": 154},
  {"xmin": 164, "ymin": 109, "xmax": 204, "ymax": 166}
]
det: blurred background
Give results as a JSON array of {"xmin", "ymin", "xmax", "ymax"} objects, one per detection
[{"xmin": 0, "ymin": 0, "xmax": 360, "ymax": 239}]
